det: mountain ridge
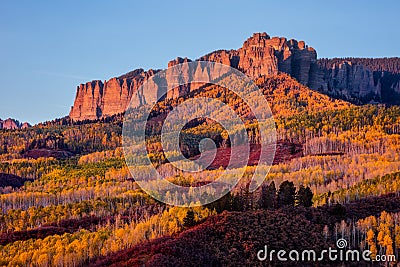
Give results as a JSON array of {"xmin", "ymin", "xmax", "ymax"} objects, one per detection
[
  {"xmin": 69, "ymin": 32, "xmax": 400, "ymax": 121},
  {"xmin": 0, "ymin": 118, "xmax": 31, "ymax": 130}
]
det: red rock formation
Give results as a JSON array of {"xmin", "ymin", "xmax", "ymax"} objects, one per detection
[
  {"xmin": 199, "ymin": 50, "xmax": 238, "ymax": 67},
  {"xmin": 200, "ymin": 32, "xmax": 317, "ymax": 85},
  {"xmin": 69, "ymin": 32, "xmax": 389, "ymax": 121},
  {"xmin": 70, "ymin": 32, "xmax": 321, "ymax": 121},
  {"xmin": 21, "ymin": 122, "xmax": 31, "ymax": 129},
  {"xmin": 69, "ymin": 69, "xmax": 159, "ymax": 120},
  {"xmin": 3, "ymin": 119, "xmax": 19, "ymax": 129},
  {"xmin": 0, "ymin": 118, "xmax": 31, "ymax": 130}
]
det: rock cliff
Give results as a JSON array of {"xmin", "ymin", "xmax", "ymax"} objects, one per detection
[
  {"xmin": 316, "ymin": 58, "xmax": 400, "ymax": 103},
  {"xmin": 69, "ymin": 69, "xmax": 159, "ymax": 120},
  {"xmin": 69, "ymin": 32, "xmax": 400, "ymax": 121},
  {"xmin": 200, "ymin": 33, "xmax": 317, "ymax": 86},
  {"xmin": 0, "ymin": 119, "xmax": 31, "ymax": 130},
  {"xmin": 70, "ymin": 33, "xmax": 319, "ymax": 121}
]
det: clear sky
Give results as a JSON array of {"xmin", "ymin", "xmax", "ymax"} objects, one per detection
[{"xmin": 1, "ymin": 0, "xmax": 399, "ymax": 124}]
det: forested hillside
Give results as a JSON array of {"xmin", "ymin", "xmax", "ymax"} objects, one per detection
[{"xmin": 1, "ymin": 73, "xmax": 400, "ymax": 266}]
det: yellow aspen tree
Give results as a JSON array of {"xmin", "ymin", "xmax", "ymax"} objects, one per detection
[
  {"xmin": 366, "ymin": 229, "xmax": 377, "ymax": 259},
  {"xmin": 383, "ymin": 234, "xmax": 394, "ymax": 256}
]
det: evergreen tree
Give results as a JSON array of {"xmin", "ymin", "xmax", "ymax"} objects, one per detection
[
  {"xmin": 259, "ymin": 181, "xmax": 277, "ymax": 209},
  {"xmin": 330, "ymin": 203, "xmax": 346, "ymax": 217},
  {"xmin": 231, "ymin": 193, "xmax": 245, "ymax": 212},
  {"xmin": 183, "ymin": 209, "xmax": 196, "ymax": 228},
  {"xmin": 296, "ymin": 185, "xmax": 314, "ymax": 207},
  {"xmin": 277, "ymin": 181, "xmax": 296, "ymax": 207},
  {"xmin": 207, "ymin": 191, "xmax": 232, "ymax": 213}
]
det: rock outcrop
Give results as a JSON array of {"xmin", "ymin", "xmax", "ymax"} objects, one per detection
[
  {"xmin": 69, "ymin": 32, "xmax": 399, "ymax": 121},
  {"xmin": 69, "ymin": 69, "xmax": 159, "ymax": 120},
  {"xmin": 312, "ymin": 61, "xmax": 381, "ymax": 101},
  {"xmin": 200, "ymin": 33, "xmax": 317, "ymax": 86},
  {"xmin": 0, "ymin": 118, "xmax": 31, "ymax": 130},
  {"xmin": 316, "ymin": 58, "xmax": 400, "ymax": 104},
  {"xmin": 70, "ymin": 33, "xmax": 319, "ymax": 121}
]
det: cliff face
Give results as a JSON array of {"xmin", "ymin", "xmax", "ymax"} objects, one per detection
[
  {"xmin": 0, "ymin": 119, "xmax": 31, "ymax": 130},
  {"xmin": 201, "ymin": 33, "xmax": 384, "ymax": 102},
  {"xmin": 200, "ymin": 33, "xmax": 317, "ymax": 86},
  {"xmin": 70, "ymin": 33, "xmax": 319, "ymax": 121},
  {"xmin": 69, "ymin": 69, "xmax": 159, "ymax": 120},
  {"xmin": 316, "ymin": 58, "xmax": 400, "ymax": 104},
  {"xmin": 69, "ymin": 32, "xmax": 398, "ymax": 121},
  {"xmin": 313, "ymin": 61, "xmax": 381, "ymax": 101}
]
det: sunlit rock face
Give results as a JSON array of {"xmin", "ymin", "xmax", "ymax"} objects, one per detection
[
  {"xmin": 0, "ymin": 118, "xmax": 31, "ymax": 129},
  {"xmin": 69, "ymin": 32, "xmax": 392, "ymax": 121}
]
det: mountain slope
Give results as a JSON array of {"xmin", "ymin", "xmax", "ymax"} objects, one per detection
[{"xmin": 89, "ymin": 193, "xmax": 400, "ymax": 267}]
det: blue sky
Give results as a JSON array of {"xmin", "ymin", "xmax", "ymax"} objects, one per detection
[{"xmin": 1, "ymin": 0, "xmax": 399, "ymax": 124}]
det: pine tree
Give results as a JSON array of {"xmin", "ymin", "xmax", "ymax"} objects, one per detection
[
  {"xmin": 259, "ymin": 181, "xmax": 276, "ymax": 209},
  {"xmin": 207, "ymin": 191, "xmax": 232, "ymax": 213},
  {"xmin": 277, "ymin": 181, "xmax": 296, "ymax": 207},
  {"xmin": 183, "ymin": 209, "xmax": 196, "ymax": 228},
  {"xmin": 296, "ymin": 185, "xmax": 314, "ymax": 207}
]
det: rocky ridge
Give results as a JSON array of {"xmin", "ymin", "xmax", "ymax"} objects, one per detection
[
  {"xmin": 0, "ymin": 118, "xmax": 31, "ymax": 130},
  {"xmin": 69, "ymin": 32, "xmax": 399, "ymax": 121}
]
